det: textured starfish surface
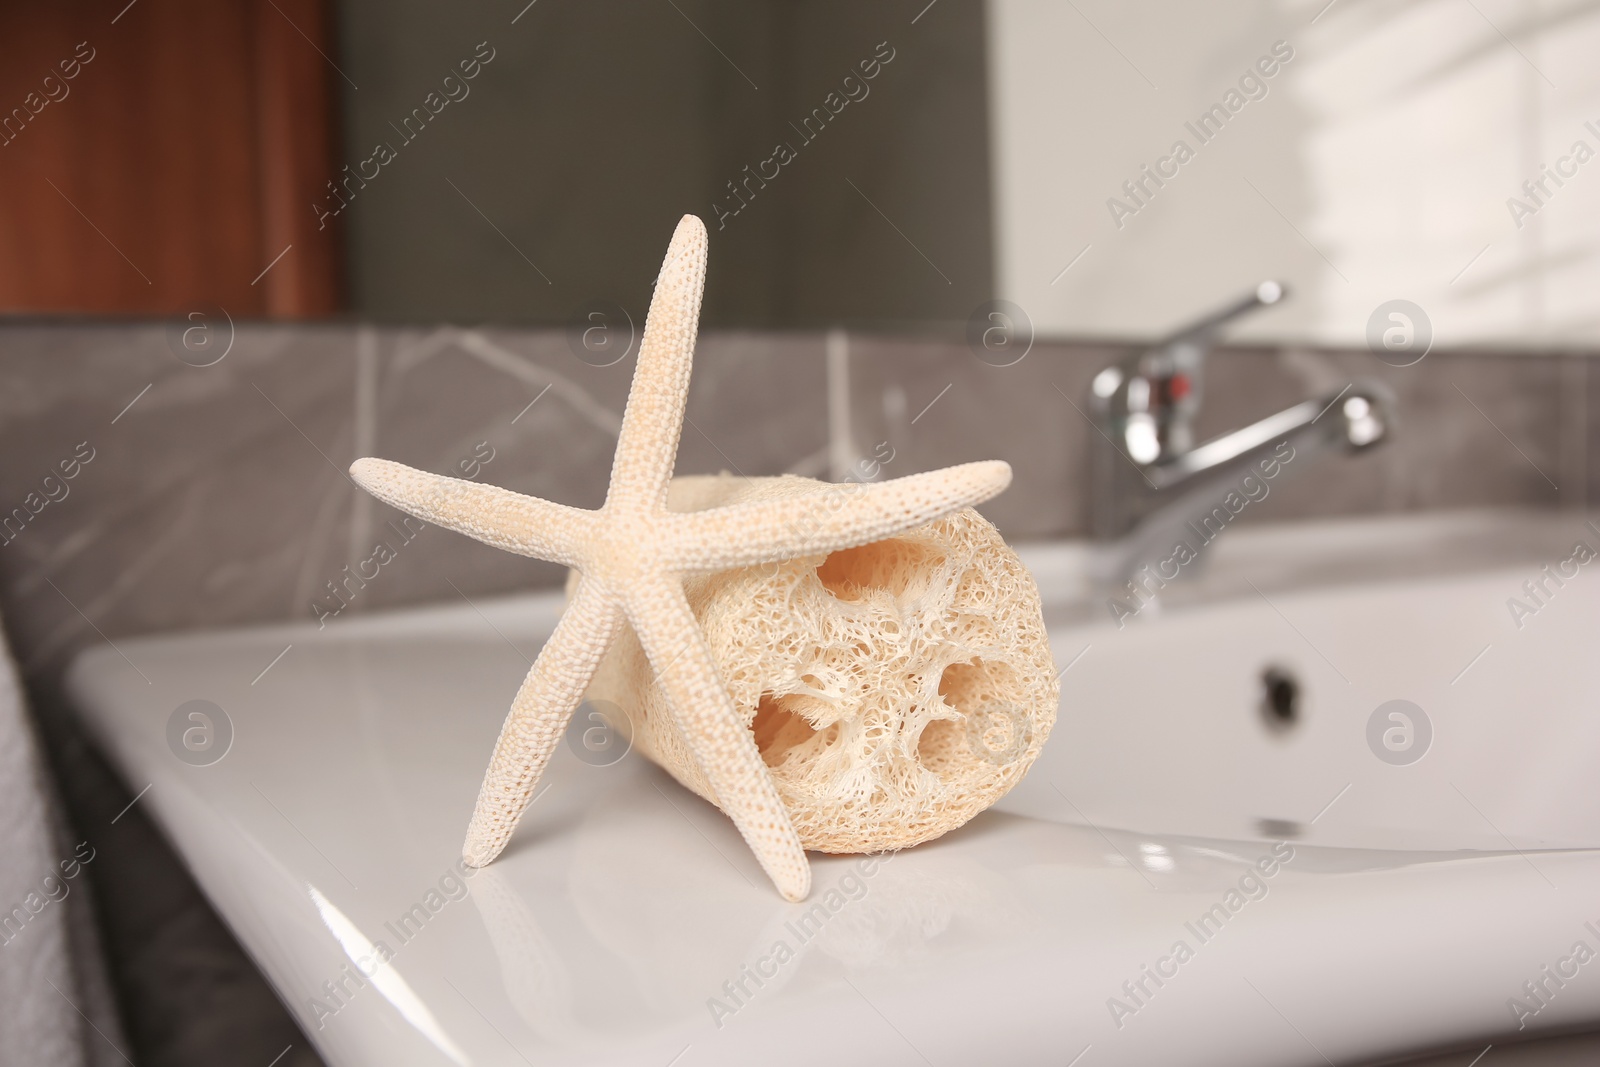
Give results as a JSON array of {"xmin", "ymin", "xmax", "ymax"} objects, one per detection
[{"xmin": 350, "ymin": 215, "xmax": 1011, "ymax": 901}]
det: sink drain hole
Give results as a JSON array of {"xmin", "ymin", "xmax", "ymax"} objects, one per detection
[{"xmin": 1261, "ymin": 666, "xmax": 1300, "ymax": 730}]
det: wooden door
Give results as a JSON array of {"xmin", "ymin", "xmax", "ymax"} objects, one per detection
[{"xmin": 0, "ymin": 0, "xmax": 343, "ymax": 317}]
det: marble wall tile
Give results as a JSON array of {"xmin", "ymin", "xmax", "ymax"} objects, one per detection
[
  {"xmin": 0, "ymin": 324, "xmax": 358, "ymax": 678},
  {"xmin": 0, "ymin": 322, "xmax": 831, "ymax": 684},
  {"xmin": 845, "ymin": 333, "xmax": 1584, "ymax": 543},
  {"xmin": 1203, "ymin": 346, "xmax": 1571, "ymax": 523},
  {"xmin": 344, "ymin": 327, "xmax": 830, "ymax": 619},
  {"xmin": 842, "ymin": 333, "xmax": 1122, "ymax": 540},
  {"xmin": 0, "ymin": 320, "xmax": 1590, "ymax": 684},
  {"xmin": 1582, "ymin": 357, "xmax": 1600, "ymax": 509}
]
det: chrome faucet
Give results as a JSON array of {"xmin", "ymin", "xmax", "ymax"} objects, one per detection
[{"xmin": 1087, "ymin": 282, "xmax": 1396, "ymax": 593}]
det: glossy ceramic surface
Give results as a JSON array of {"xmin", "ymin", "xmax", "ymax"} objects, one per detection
[{"xmin": 67, "ymin": 510, "xmax": 1600, "ymax": 1066}]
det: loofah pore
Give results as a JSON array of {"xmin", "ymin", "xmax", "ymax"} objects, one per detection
[{"xmin": 584, "ymin": 473, "xmax": 1058, "ymax": 854}]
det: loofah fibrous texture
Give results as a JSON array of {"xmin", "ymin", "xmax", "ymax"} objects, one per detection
[{"xmin": 588, "ymin": 473, "xmax": 1058, "ymax": 853}]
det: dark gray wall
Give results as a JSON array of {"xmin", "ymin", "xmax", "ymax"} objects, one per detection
[{"xmin": 334, "ymin": 0, "xmax": 995, "ymax": 328}]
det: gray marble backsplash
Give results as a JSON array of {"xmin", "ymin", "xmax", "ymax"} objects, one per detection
[{"xmin": 0, "ymin": 321, "xmax": 1589, "ymax": 680}]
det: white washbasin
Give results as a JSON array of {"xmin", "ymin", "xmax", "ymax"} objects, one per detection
[
  {"xmin": 1006, "ymin": 548, "xmax": 1600, "ymax": 853},
  {"xmin": 66, "ymin": 509, "xmax": 1600, "ymax": 1066}
]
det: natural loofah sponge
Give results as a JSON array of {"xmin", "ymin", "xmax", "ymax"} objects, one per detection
[{"xmin": 585, "ymin": 473, "xmax": 1058, "ymax": 853}]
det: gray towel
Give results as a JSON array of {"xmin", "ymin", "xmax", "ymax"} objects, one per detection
[{"xmin": 0, "ymin": 625, "xmax": 126, "ymax": 1067}]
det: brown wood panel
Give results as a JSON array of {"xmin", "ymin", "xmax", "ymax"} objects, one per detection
[
  {"xmin": 254, "ymin": 0, "xmax": 344, "ymax": 317},
  {"xmin": 0, "ymin": 0, "xmax": 342, "ymax": 317}
]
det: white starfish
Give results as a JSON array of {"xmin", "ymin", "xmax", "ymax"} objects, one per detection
[{"xmin": 350, "ymin": 215, "xmax": 1010, "ymax": 901}]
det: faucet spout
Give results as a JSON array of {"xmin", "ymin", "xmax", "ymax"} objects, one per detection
[
  {"xmin": 1089, "ymin": 381, "xmax": 1396, "ymax": 589},
  {"xmin": 1150, "ymin": 381, "xmax": 1390, "ymax": 491}
]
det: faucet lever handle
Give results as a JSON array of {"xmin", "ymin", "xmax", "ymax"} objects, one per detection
[
  {"xmin": 1151, "ymin": 280, "xmax": 1288, "ymax": 367},
  {"xmin": 1100, "ymin": 281, "xmax": 1290, "ymax": 463}
]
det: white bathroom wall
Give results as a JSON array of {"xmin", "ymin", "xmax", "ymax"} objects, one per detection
[{"xmin": 988, "ymin": 0, "xmax": 1600, "ymax": 349}]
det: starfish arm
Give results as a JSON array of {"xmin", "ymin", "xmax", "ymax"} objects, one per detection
[
  {"xmin": 462, "ymin": 576, "xmax": 625, "ymax": 867},
  {"xmin": 604, "ymin": 215, "xmax": 707, "ymax": 511},
  {"xmin": 625, "ymin": 575, "xmax": 811, "ymax": 901},
  {"xmin": 662, "ymin": 460, "xmax": 1013, "ymax": 571},
  {"xmin": 351, "ymin": 458, "xmax": 591, "ymax": 567}
]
